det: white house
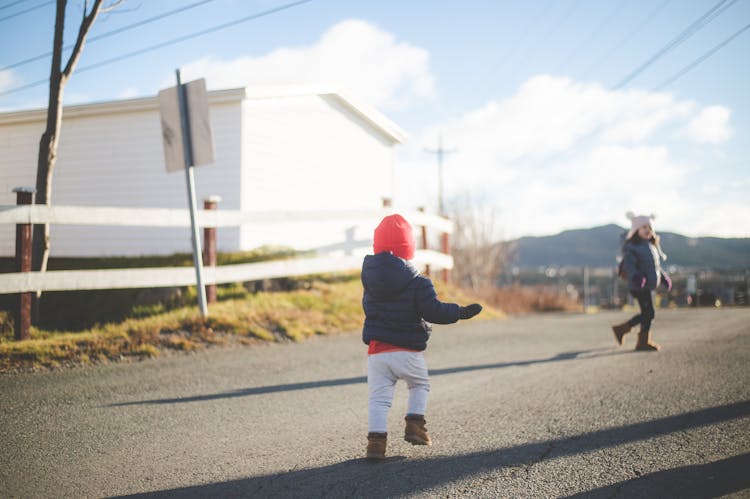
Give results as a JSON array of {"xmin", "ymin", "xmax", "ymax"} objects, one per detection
[{"xmin": 0, "ymin": 85, "xmax": 407, "ymax": 257}]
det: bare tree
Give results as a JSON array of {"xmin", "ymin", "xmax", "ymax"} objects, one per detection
[
  {"xmin": 33, "ymin": 0, "xmax": 120, "ymax": 311},
  {"xmin": 449, "ymin": 195, "xmax": 511, "ymax": 292}
]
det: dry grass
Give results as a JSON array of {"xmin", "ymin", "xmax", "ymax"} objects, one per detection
[
  {"xmin": 0, "ymin": 274, "xmax": 502, "ymax": 373},
  {"xmin": 475, "ymin": 285, "xmax": 583, "ymax": 315}
]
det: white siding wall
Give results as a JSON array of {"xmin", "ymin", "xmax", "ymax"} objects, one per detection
[
  {"xmin": 1, "ymin": 89, "xmax": 401, "ymax": 258},
  {"xmin": 239, "ymin": 94, "xmax": 394, "ymax": 251},
  {"xmin": 0, "ymin": 120, "xmax": 40, "ymax": 192},
  {"xmin": 0, "ymin": 101, "xmax": 243, "ymax": 257},
  {"xmin": 0, "ymin": 119, "xmax": 41, "ymax": 256}
]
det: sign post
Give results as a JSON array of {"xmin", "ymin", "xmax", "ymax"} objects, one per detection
[{"xmin": 158, "ymin": 71, "xmax": 215, "ymax": 318}]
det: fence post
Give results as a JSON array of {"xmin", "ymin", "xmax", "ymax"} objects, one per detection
[
  {"xmin": 203, "ymin": 195, "xmax": 221, "ymax": 304},
  {"xmin": 13, "ymin": 187, "xmax": 35, "ymax": 341},
  {"xmin": 583, "ymin": 266, "xmax": 590, "ymax": 311},
  {"xmin": 441, "ymin": 226, "xmax": 450, "ymax": 284},
  {"xmin": 417, "ymin": 207, "xmax": 430, "ymax": 277}
]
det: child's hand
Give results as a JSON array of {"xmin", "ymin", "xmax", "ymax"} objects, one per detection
[
  {"xmin": 631, "ymin": 275, "xmax": 646, "ymax": 289},
  {"xmin": 662, "ymin": 273, "xmax": 672, "ymax": 291},
  {"xmin": 459, "ymin": 304, "xmax": 483, "ymax": 320}
]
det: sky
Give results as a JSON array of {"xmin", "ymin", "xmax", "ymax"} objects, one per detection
[{"xmin": 1, "ymin": 0, "xmax": 748, "ymax": 239}]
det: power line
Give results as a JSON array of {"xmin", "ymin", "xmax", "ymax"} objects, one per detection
[
  {"xmin": 554, "ymin": 0, "xmax": 629, "ymax": 75},
  {"xmin": 424, "ymin": 133, "xmax": 457, "ymax": 216},
  {"xmin": 472, "ymin": 0, "xmax": 582, "ymax": 101},
  {"xmin": 581, "ymin": 0, "xmax": 673, "ymax": 80},
  {"xmin": 545, "ymin": 1, "xmax": 745, "ymax": 162},
  {"xmin": 494, "ymin": 0, "xmax": 556, "ymax": 74},
  {"xmin": 511, "ymin": 0, "xmax": 583, "ymax": 75},
  {"xmin": 1, "ymin": 0, "xmax": 219, "ymax": 72},
  {"xmin": 0, "ymin": 0, "xmax": 52, "ymax": 23},
  {"xmin": 465, "ymin": 0, "xmax": 554, "ymax": 104},
  {"xmin": 0, "ymin": 0, "xmax": 313, "ymax": 97},
  {"xmin": 613, "ymin": 0, "xmax": 739, "ymax": 89},
  {"xmin": 654, "ymin": 21, "xmax": 750, "ymax": 90},
  {"xmin": 0, "ymin": 0, "xmax": 33, "ymax": 12}
]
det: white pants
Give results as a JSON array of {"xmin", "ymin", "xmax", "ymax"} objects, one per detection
[{"xmin": 367, "ymin": 351, "xmax": 431, "ymax": 433}]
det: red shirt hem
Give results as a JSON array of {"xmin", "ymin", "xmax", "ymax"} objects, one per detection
[{"xmin": 368, "ymin": 339, "xmax": 420, "ymax": 355}]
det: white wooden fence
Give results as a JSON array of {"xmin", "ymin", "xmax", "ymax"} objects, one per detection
[{"xmin": 0, "ymin": 205, "xmax": 453, "ymax": 294}]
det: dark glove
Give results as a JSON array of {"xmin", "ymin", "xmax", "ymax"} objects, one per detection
[{"xmin": 459, "ymin": 303, "xmax": 482, "ymax": 320}]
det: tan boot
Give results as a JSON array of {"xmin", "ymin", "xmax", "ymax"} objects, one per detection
[
  {"xmin": 611, "ymin": 322, "xmax": 632, "ymax": 345},
  {"xmin": 366, "ymin": 432, "xmax": 387, "ymax": 459},
  {"xmin": 404, "ymin": 415, "xmax": 432, "ymax": 446},
  {"xmin": 635, "ymin": 328, "xmax": 660, "ymax": 351}
]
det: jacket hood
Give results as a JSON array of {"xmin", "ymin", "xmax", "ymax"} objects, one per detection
[{"xmin": 361, "ymin": 252, "xmax": 419, "ymax": 299}]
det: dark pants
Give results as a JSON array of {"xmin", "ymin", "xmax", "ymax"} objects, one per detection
[{"xmin": 627, "ymin": 289, "xmax": 655, "ymax": 334}]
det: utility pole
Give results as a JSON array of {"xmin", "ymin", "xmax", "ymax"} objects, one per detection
[{"xmin": 424, "ymin": 133, "xmax": 456, "ymax": 215}]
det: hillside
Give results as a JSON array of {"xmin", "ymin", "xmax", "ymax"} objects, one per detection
[{"xmin": 510, "ymin": 225, "xmax": 750, "ymax": 269}]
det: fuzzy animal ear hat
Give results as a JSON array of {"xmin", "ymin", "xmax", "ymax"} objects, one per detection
[
  {"xmin": 626, "ymin": 211, "xmax": 667, "ymax": 260},
  {"xmin": 625, "ymin": 211, "xmax": 655, "ymax": 240},
  {"xmin": 373, "ymin": 214, "xmax": 416, "ymax": 260}
]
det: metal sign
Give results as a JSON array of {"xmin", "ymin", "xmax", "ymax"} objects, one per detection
[
  {"xmin": 158, "ymin": 78, "xmax": 214, "ymax": 172},
  {"xmin": 157, "ymin": 71, "xmax": 213, "ymax": 318}
]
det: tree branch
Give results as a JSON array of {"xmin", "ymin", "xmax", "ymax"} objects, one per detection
[
  {"xmin": 101, "ymin": 0, "xmax": 124, "ymax": 13},
  {"xmin": 62, "ymin": 0, "xmax": 104, "ymax": 78}
]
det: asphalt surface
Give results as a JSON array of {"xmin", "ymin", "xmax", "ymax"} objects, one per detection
[{"xmin": 1, "ymin": 307, "xmax": 749, "ymax": 498}]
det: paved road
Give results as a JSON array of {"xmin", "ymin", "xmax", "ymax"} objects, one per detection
[{"xmin": 1, "ymin": 308, "xmax": 749, "ymax": 498}]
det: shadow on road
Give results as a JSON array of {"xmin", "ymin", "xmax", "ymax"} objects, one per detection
[
  {"xmin": 563, "ymin": 452, "xmax": 750, "ymax": 498},
  {"xmin": 110, "ymin": 348, "xmax": 623, "ymax": 407},
  {"xmin": 109, "ymin": 400, "xmax": 750, "ymax": 498}
]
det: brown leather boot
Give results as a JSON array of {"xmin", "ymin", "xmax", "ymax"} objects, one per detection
[
  {"xmin": 404, "ymin": 415, "xmax": 432, "ymax": 446},
  {"xmin": 611, "ymin": 322, "xmax": 632, "ymax": 345},
  {"xmin": 635, "ymin": 329, "xmax": 660, "ymax": 351},
  {"xmin": 366, "ymin": 432, "xmax": 387, "ymax": 459}
]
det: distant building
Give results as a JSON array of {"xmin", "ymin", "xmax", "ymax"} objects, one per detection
[{"xmin": 0, "ymin": 86, "xmax": 406, "ymax": 257}]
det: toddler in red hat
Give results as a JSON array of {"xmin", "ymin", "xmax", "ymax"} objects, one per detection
[{"xmin": 361, "ymin": 214, "xmax": 483, "ymax": 459}]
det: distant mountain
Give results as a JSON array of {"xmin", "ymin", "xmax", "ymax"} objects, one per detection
[{"xmin": 510, "ymin": 224, "xmax": 750, "ymax": 269}]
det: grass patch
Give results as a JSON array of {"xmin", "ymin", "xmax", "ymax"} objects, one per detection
[{"xmin": 0, "ymin": 272, "xmax": 503, "ymax": 373}]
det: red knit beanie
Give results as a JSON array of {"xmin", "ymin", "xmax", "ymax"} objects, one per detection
[{"xmin": 373, "ymin": 214, "xmax": 416, "ymax": 260}]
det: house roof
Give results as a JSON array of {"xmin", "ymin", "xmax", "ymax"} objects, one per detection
[{"xmin": 0, "ymin": 85, "xmax": 408, "ymax": 144}]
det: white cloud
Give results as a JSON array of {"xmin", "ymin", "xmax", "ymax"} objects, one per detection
[
  {"xmin": 599, "ymin": 94, "xmax": 692, "ymax": 144},
  {"xmin": 0, "ymin": 69, "xmax": 19, "ymax": 93},
  {"xmin": 679, "ymin": 201, "xmax": 750, "ymax": 237},
  {"xmin": 394, "ymin": 75, "xmax": 741, "ymax": 238},
  {"xmin": 491, "ymin": 145, "xmax": 689, "ymax": 238},
  {"xmin": 684, "ymin": 105, "xmax": 732, "ymax": 144},
  {"xmin": 414, "ymin": 76, "xmax": 699, "ymax": 166},
  {"xmin": 117, "ymin": 87, "xmax": 141, "ymax": 99},
  {"xmin": 177, "ymin": 19, "xmax": 435, "ymax": 111},
  {"xmin": 440, "ymin": 76, "xmax": 606, "ymax": 161}
]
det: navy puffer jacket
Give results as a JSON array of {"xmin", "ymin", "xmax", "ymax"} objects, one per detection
[
  {"xmin": 622, "ymin": 238, "xmax": 662, "ymax": 291},
  {"xmin": 361, "ymin": 252, "xmax": 460, "ymax": 351}
]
